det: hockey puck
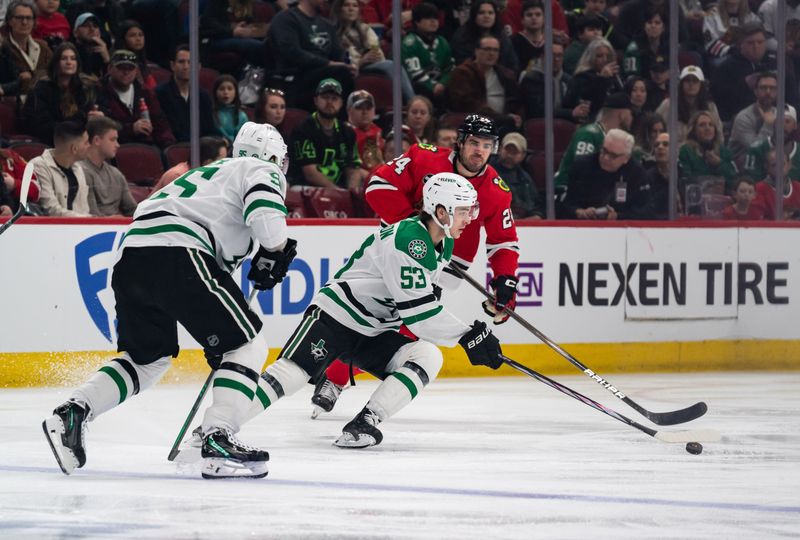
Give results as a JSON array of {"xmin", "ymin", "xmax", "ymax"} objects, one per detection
[{"xmin": 685, "ymin": 442, "xmax": 703, "ymax": 455}]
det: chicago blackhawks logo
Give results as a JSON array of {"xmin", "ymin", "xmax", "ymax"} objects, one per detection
[
  {"xmin": 493, "ymin": 177, "xmax": 510, "ymax": 192},
  {"xmin": 408, "ymin": 239, "xmax": 427, "ymax": 259}
]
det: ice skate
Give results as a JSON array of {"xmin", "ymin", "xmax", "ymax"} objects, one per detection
[
  {"xmin": 201, "ymin": 427, "xmax": 269, "ymax": 479},
  {"xmin": 172, "ymin": 426, "xmax": 204, "ymax": 464},
  {"xmin": 42, "ymin": 400, "xmax": 91, "ymax": 475},
  {"xmin": 311, "ymin": 377, "xmax": 344, "ymax": 419},
  {"xmin": 334, "ymin": 407, "xmax": 383, "ymax": 448}
]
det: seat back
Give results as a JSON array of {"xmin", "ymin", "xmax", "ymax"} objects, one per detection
[
  {"xmin": 438, "ymin": 112, "xmax": 468, "ymax": 130},
  {"xmin": 305, "ymin": 187, "xmax": 355, "ymax": 218},
  {"xmin": 9, "ymin": 141, "xmax": 47, "ymax": 162},
  {"xmin": 524, "ymin": 118, "xmax": 576, "ymax": 154},
  {"xmin": 115, "ymin": 143, "xmax": 164, "ymax": 186},
  {"xmin": 285, "ymin": 185, "xmax": 311, "ymax": 218},
  {"xmin": 0, "ymin": 101, "xmax": 18, "ymax": 136},
  {"xmin": 164, "ymin": 142, "xmax": 191, "ymax": 168},
  {"xmin": 199, "ymin": 67, "xmax": 220, "ymax": 95},
  {"xmin": 354, "ymin": 74, "xmax": 394, "ymax": 113},
  {"xmin": 278, "ymin": 108, "xmax": 309, "ymax": 140},
  {"xmin": 127, "ymin": 183, "xmax": 154, "ymax": 203}
]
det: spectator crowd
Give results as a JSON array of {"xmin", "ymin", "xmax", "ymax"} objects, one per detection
[{"xmin": 1, "ymin": 0, "xmax": 800, "ymax": 221}]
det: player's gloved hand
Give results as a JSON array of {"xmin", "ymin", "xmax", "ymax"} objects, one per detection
[
  {"xmin": 205, "ymin": 352, "xmax": 222, "ymax": 370},
  {"xmin": 459, "ymin": 320, "xmax": 503, "ymax": 370},
  {"xmin": 248, "ymin": 238, "xmax": 297, "ymax": 290},
  {"xmin": 482, "ymin": 274, "xmax": 518, "ymax": 324}
]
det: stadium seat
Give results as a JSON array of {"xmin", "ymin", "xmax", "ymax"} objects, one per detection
[
  {"xmin": 9, "ymin": 141, "xmax": 47, "ymax": 162},
  {"xmin": 285, "ymin": 185, "xmax": 311, "ymax": 218},
  {"xmin": 149, "ymin": 65, "xmax": 171, "ymax": 86},
  {"xmin": 524, "ymin": 118, "xmax": 576, "ymax": 154},
  {"xmin": 204, "ymin": 51, "xmax": 244, "ymax": 77},
  {"xmin": 0, "ymin": 100, "xmax": 18, "ymax": 136},
  {"xmin": 253, "ymin": 0, "xmax": 275, "ymax": 23},
  {"xmin": 526, "ymin": 151, "xmax": 562, "ymax": 193},
  {"xmin": 115, "ymin": 143, "xmax": 164, "ymax": 186},
  {"xmin": 278, "ymin": 108, "xmax": 309, "ymax": 140},
  {"xmin": 128, "ymin": 183, "xmax": 153, "ymax": 203},
  {"xmin": 305, "ymin": 186, "xmax": 356, "ymax": 218},
  {"xmin": 199, "ymin": 67, "xmax": 220, "ymax": 95},
  {"xmin": 355, "ymin": 73, "xmax": 393, "ymax": 112},
  {"xmin": 438, "ymin": 112, "xmax": 468, "ymax": 130},
  {"xmin": 164, "ymin": 142, "xmax": 190, "ymax": 168}
]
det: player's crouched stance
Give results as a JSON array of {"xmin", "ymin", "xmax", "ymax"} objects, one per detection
[
  {"xmin": 236, "ymin": 173, "xmax": 504, "ymax": 448},
  {"xmin": 42, "ymin": 122, "xmax": 296, "ymax": 479}
]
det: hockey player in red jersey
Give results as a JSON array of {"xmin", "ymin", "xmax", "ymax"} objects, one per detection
[{"xmin": 311, "ymin": 115, "xmax": 520, "ymax": 417}]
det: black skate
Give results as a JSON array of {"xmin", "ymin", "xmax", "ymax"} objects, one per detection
[
  {"xmin": 334, "ymin": 407, "xmax": 383, "ymax": 448},
  {"xmin": 311, "ymin": 377, "xmax": 344, "ymax": 419},
  {"xmin": 42, "ymin": 400, "xmax": 91, "ymax": 475},
  {"xmin": 201, "ymin": 427, "xmax": 269, "ymax": 479}
]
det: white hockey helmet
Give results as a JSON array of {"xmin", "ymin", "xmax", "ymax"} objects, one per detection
[
  {"xmin": 422, "ymin": 172, "xmax": 479, "ymax": 237},
  {"xmin": 233, "ymin": 122, "xmax": 289, "ymax": 173}
]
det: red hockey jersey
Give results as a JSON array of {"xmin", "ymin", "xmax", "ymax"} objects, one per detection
[{"xmin": 365, "ymin": 143, "xmax": 519, "ymax": 282}]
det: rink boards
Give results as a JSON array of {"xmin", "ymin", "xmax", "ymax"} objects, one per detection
[{"xmin": 1, "ymin": 218, "xmax": 799, "ymax": 386}]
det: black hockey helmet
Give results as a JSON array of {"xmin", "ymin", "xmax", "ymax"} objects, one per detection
[{"xmin": 457, "ymin": 114, "xmax": 499, "ymax": 153}]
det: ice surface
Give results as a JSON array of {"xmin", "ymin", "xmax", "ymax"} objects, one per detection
[{"xmin": 2, "ymin": 372, "xmax": 798, "ymax": 539}]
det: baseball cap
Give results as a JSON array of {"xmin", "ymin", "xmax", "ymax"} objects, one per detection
[
  {"xmin": 680, "ymin": 65, "xmax": 704, "ymax": 82},
  {"xmin": 603, "ymin": 92, "xmax": 632, "ymax": 110},
  {"xmin": 650, "ymin": 60, "xmax": 669, "ymax": 73},
  {"xmin": 786, "ymin": 104, "xmax": 798, "ymax": 123},
  {"xmin": 110, "ymin": 49, "xmax": 138, "ymax": 68},
  {"xmin": 74, "ymin": 12, "xmax": 100, "ymax": 30},
  {"xmin": 346, "ymin": 90, "xmax": 375, "ymax": 109},
  {"xmin": 501, "ymin": 132, "xmax": 527, "ymax": 153},
  {"xmin": 316, "ymin": 78, "xmax": 343, "ymax": 96}
]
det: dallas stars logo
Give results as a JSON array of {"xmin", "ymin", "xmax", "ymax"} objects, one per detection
[
  {"xmin": 408, "ymin": 239, "xmax": 428, "ymax": 259},
  {"xmin": 310, "ymin": 339, "xmax": 328, "ymax": 361}
]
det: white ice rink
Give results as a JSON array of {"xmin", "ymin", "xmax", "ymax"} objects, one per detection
[{"xmin": 2, "ymin": 372, "xmax": 798, "ymax": 539}]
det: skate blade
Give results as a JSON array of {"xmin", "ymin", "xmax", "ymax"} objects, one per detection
[
  {"xmin": 333, "ymin": 432, "xmax": 377, "ymax": 449},
  {"xmin": 42, "ymin": 417, "xmax": 79, "ymax": 475},
  {"xmin": 171, "ymin": 445, "xmax": 202, "ymax": 464},
  {"xmin": 310, "ymin": 406, "xmax": 325, "ymax": 420},
  {"xmin": 201, "ymin": 458, "xmax": 268, "ymax": 479}
]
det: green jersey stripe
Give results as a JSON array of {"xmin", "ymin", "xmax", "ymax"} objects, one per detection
[
  {"xmin": 255, "ymin": 385, "xmax": 271, "ymax": 410},
  {"xmin": 334, "ymin": 234, "xmax": 375, "ymax": 279},
  {"xmin": 391, "ymin": 371, "xmax": 418, "ymax": 398},
  {"xmin": 283, "ymin": 306, "xmax": 320, "ymax": 359},
  {"xmin": 402, "ymin": 305, "xmax": 443, "ymax": 325},
  {"xmin": 213, "ymin": 377, "xmax": 255, "ymax": 400},
  {"xmin": 99, "ymin": 365, "xmax": 127, "ymax": 404},
  {"xmin": 189, "ymin": 250, "xmax": 257, "ymax": 340},
  {"xmin": 124, "ymin": 223, "xmax": 215, "ymax": 256},
  {"xmin": 319, "ymin": 287, "xmax": 374, "ymax": 328},
  {"xmin": 243, "ymin": 199, "xmax": 288, "ymax": 221}
]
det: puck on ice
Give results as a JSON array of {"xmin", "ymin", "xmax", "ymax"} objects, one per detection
[{"xmin": 685, "ymin": 442, "xmax": 703, "ymax": 455}]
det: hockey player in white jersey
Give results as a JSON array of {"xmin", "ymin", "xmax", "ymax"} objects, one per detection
[
  {"xmin": 237, "ymin": 172, "xmax": 505, "ymax": 448},
  {"xmin": 42, "ymin": 122, "xmax": 296, "ymax": 479}
]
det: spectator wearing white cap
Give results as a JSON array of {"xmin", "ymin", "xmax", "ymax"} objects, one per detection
[
  {"xmin": 656, "ymin": 65, "xmax": 722, "ymax": 144},
  {"xmin": 346, "ymin": 89, "xmax": 384, "ymax": 172},
  {"xmin": 489, "ymin": 132, "xmax": 543, "ymax": 219},
  {"xmin": 730, "ymin": 72, "xmax": 782, "ymax": 158},
  {"xmin": 72, "ymin": 11, "xmax": 108, "ymax": 77},
  {"xmin": 743, "ymin": 106, "xmax": 800, "ymax": 180}
]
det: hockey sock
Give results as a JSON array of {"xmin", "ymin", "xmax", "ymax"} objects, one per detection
[
  {"xmin": 325, "ymin": 359, "xmax": 361, "ymax": 386},
  {"xmin": 203, "ymin": 331, "xmax": 268, "ymax": 433},
  {"xmin": 366, "ymin": 341, "xmax": 442, "ymax": 421},
  {"xmin": 241, "ymin": 357, "xmax": 311, "ymax": 424},
  {"xmin": 72, "ymin": 354, "xmax": 171, "ymax": 418}
]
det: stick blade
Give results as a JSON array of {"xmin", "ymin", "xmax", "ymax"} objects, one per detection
[
  {"xmin": 654, "ymin": 428, "xmax": 721, "ymax": 443},
  {"xmin": 638, "ymin": 401, "xmax": 708, "ymax": 426}
]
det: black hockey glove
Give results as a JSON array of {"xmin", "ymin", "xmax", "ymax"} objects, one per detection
[
  {"xmin": 482, "ymin": 275, "xmax": 518, "ymax": 325},
  {"xmin": 248, "ymin": 238, "xmax": 297, "ymax": 290},
  {"xmin": 459, "ymin": 320, "xmax": 503, "ymax": 370}
]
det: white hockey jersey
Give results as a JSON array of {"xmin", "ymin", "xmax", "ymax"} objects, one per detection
[
  {"xmin": 315, "ymin": 217, "xmax": 470, "ymax": 347},
  {"xmin": 121, "ymin": 157, "xmax": 288, "ymax": 272}
]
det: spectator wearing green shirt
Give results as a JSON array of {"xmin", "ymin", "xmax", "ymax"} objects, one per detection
[
  {"xmin": 555, "ymin": 92, "xmax": 633, "ymax": 186},
  {"xmin": 678, "ymin": 111, "xmax": 738, "ymax": 194},
  {"xmin": 622, "ymin": 10, "xmax": 668, "ymax": 78},
  {"xmin": 401, "ymin": 3, "xmax": 454, "ymax": 105},
  {"xmin": 563, "ymin": 14, "xmax": 603, "ymax": 75},
  {"xmin": 743, "ymin": 107, "xmax": 800, "ymax": 180}
]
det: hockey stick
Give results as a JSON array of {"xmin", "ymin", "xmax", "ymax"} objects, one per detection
[
  {"xmin": 167, "ymin": 287, "xmax": 260, "ymax": 461},
  {"xmin": 454, "ymin": 266, "xmax": 707, "ymax": 426},
  {"xmin": 502, "ymin": 354, "xmax": 720, "ymax": 444},
  {"xmin": 0, "ymin": 161, "xmax": 34, "ymax": 237}
]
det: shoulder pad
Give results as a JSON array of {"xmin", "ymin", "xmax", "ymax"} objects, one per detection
[{"xmin": 394, "ymin": 218, "xmax": 437, "ymax": 272}]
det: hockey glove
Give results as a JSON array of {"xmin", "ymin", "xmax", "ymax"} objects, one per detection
[
  {"xmin": 248, "ymin": 238, "xmax": 298, "ymax": 290},
  {"xmin": 459, "ymin": 320, "xmax": 503, "ymax": 370},
  {"xmin": 482, "ymin": 275, "xmax": 518, "ymax": 324}
]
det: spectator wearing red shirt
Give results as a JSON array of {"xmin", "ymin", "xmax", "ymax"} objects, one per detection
[
  {"xmin": 346, "ymin": 89, "xmax": 384, "ymax": 172},
  {"xmin": 752, "ymin": 149, "xmax": 800, "ymax": 220},
  {"xmin": 1, "ymin": 147, "xmax": 40, "ymax": 212},
  {"xmin": 32, "ymin": 0, "xmax": 70, "ymax": 50},
  {"xmin": 722, "ymin": 177, "xmax": 762, "ymax": 220}
]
